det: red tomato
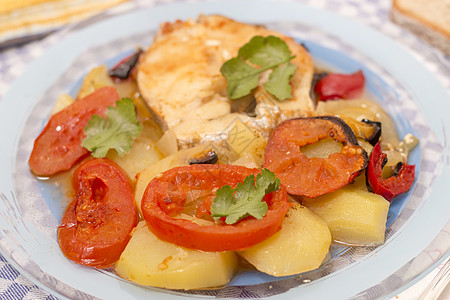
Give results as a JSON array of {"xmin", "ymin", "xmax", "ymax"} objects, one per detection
[
  {"xmin": 314, "ymin": 70, "xmax": 365, "ymax": 101},
  {"xmin": 58, "ymin": 158, "xmax": 137, "ymax": 268},
  {"xmin": 366, "ymin": 142, "xmax": 415, "ymax": 201},
  {"xmin": 28, "ymin": 87, "xmax": 119, "ymax": 176},
  {"xmin": 263, "ymin": 116, "xmax": 367, "ymax": 198},
  {"xmin": 141, "ymin": 164, "xmax": 290, "ymax": 252}
]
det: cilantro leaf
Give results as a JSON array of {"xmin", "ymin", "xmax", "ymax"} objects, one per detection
[
  {"xmin": 239, "ymin": 35, "xmax": 292, "ymax": 66},
  {"xmin": 220, "ymin": 35, "xmax": 297, "ymax": 101},
  {"xmin": 211, "ymin": 169, "xmax": 281, "ymax": 225},
  {"xmin": 82, "ymin": 98, "xmax": 142, "ymax": 158},
  {"xmin": 264, "ymin": 62, "xmax": 297, "ymax": 101},
  {"xmin": 219, "ymin": 57, "xmax": 260, "ymax": 100}
]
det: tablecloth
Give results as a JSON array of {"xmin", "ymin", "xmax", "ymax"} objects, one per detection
[{"xmin": 0, "ymin": 0, "xmax": 448, "ymax": 299}]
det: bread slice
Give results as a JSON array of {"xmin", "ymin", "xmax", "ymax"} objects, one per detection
[
  {"xmin": 137, "ymin": 15, "xmax": 314, "ymax": 148},
  {"xmin": 391, "ymin": 0, "xmax": 450, "ymax": 56},
  {"xmin": 0, "ymin": 0, "xmax": 129, "ymax": 45}
]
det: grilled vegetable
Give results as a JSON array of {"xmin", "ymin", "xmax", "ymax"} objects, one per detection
[
  {"xmin": 366, "ymin": 142, "xmax": 415, "ymax": 201},
  {"xmin": 29, "ymin": 87, "xmax": 119, "ymax": 176},
  {"xmin": 141, "ymin": 165, "xmax": 290, "ymax": 252},
  {"xmin": 264, "ymin": 116, "xmax": 368, "ymax": 198},
  {"xmin": 314, "ymin": 70, "xmax": 365, "ymax": 101},
  {"xmin": 58, "ymin": 158, "xmax": 137, "ymax": 268}
]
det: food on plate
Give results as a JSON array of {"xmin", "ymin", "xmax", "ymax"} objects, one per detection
[
  {"xmin": 263, "ymin": 116, "xmax": 368, "ymax": 198},
  {"xmin": 115, "ymin": 221, "xmax": 238, "ymax": 289},
  {"xmin": 137, "ymin": 15, "xmax": 314, "ymax": 148},
  {"xmin": 81, "ymin": 97, "xmax": 142, "ymax": 158},
  {"xmin": 28, "ymin": 15, "xmax": 418, "ymax": 291},
  {"xmin": 315, "ymin": 98, "xmax": 401, "ymax": 147},
  {"xmin": 314, "ymin": 70, "xmax": 365, "ymax": 101},
  {"xmin": 109, "ymin": 49, "xmax": 142, "ymax": 79},
  {"xmin": 302, "ymin": 185, "xmax": 390, "ymax": 246},
  {"xmin": 141, "ymin": 165, "xmax": 290, "ymax": 252},
  {"xmin": 366, "ymin": 142, "xmax": 415, "ymax": 201},
  {"xmin": 29, "ymin": 86, "xmax": 119, "ymax": 176},
  {"xmin": 239, "ymin": 203, "xmax": 331, "ymax": 276},
  {"xmin": 58, "ymin": 158, "xmax": 137, "ymax": 268}
]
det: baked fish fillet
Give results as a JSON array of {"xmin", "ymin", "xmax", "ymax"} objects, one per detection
[{"xmin": 137, "ymin": 15, "xmax": 314, "ymax": 148}]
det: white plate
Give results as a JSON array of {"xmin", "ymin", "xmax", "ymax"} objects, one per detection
[{"xmin": 1, "ymin": 1, "xmax": 449, "ymax": 299}]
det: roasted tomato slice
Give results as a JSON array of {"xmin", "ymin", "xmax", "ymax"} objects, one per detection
[
  {"xmin": 58, "ymin": 158, "xmax": 137, "ymax": 268},
  {"xmin": 29, "ymin": 87, "xmax": 119, "ymax": 176},
  {"xmin": 263, "ymin": 116, "xmax": 368, "ymax": 198},
  {"xmin": 314, "ymin": 70, "xmax": 365, "ymax": 101},
  {"xmin": 141, "ymin": 164, "xmax": 290, "ymax": 252},
  {"xmin": 366, "ymin": 142, "xmax": 415, "ymax": 201}
]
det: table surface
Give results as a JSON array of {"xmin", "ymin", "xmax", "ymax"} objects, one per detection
[{"xmin": 0, "ymin": 0, "xmax": 448, "ymax": 299}]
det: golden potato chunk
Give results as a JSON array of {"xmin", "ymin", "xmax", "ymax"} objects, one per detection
[
  {"xmin": 239, "ymin": 203, "xmax": 331, "ymax": 276},
  {"xmin": 302, "ymin": 185, "xmax": 390, "ymax": 246},
  {"xmin": 115, "ymin": 221, "xmax": 237, "ymax": 290},
  {"xmin": 78, "ymin": 65, "xmax": 115, "ymax": 99}
]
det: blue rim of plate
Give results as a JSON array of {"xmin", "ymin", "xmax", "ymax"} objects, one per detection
[{"xmin": 0, "ymin": 1, "xmax": 449, "ymax": 299}]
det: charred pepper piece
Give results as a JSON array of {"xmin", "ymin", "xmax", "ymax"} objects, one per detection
[
  {"xmin": 361, "ymin": 119, "xmax": 382, "ymax": 146},
  {"xmin": 109, "ymin": 49, "xmax": 143, "ymax": 79},
  {"xmin": 314, "ymin": 70, "xmax": 365, "ymax": 101},
  {"xmin": 189, "ymin": 150, "xmax": 218, "ymax": 165},
  {"xmin": 366, "ymin": 142, "xmax": 415, "ymax": 201},
  {"xmin": 339, "ymin": 116, "xmax": 382, "ymax": 146}
]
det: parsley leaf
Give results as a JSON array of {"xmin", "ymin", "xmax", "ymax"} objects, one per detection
[
  {"xmin": 220, "ymin": 35, "xmax": 297, "ymax": 101},
  {"xmin": 82, "ymin": 98, "xmax": 142, "ymax": 158},
  {"xmin": 211, "ymin": 169, "xmax": 280, "ymax": 225},
  {"xmin": 264, "ymin": 63, "xmax": 297, "ymax": 101}
]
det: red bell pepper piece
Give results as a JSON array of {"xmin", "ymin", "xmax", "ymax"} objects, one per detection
[
  {"xmin": 314, "ymin": 70, "xmax": 365, "ymax": 101},
  {"xmin": 366, "ymin": 142, "xmax": 415, "ymax": 201}
]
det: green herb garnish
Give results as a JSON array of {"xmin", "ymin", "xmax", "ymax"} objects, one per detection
[
  {"xmin": 211, "ymin": 169, "xmax": 280, "ymax": 224},
  {"xmin": 82, "ymin": 98, "xmax": 142, "ymax": 158},
  {"xmin": 220, "ymin": 35, "xmax": 297, "ymax": 101}
]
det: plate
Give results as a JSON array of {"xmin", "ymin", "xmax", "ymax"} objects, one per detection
[{"xmin": 1, "ymin": 1, "xmax": 449, "ymax": 299}]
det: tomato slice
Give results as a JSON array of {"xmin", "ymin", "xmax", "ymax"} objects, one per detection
[
  {"xmin": 314, "ymin": 70, "xmax": 365, "ymax": 101},
  {"xmin": 58, "ymin": 158, "xmax": 137, "ymax": 268},
  {"xmin": 366, "ymin": 142, "xmax": 415, "ymax": 201},
  {"xmin": 29, "ymin": 87, "xmax": 119, "ymax": 176},
  {"xmin": 141, "ymin": 164, "xmax": 290, "ymax": 252},
  {"xmin": 263, "ymin": 116, "xmax": 368, "ymax": 198}
]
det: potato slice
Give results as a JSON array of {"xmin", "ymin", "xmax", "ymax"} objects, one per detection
[
  {"xmin": 78, "ymin": 65, "xmax": 115, "ymax": 99},
  {"xmin": 50, "ymin": 93, "xmax": 74, "ymax": 115},
  {"xmin": 239, "ymin": 204, "xmax": 331, "ymax": 277},
  {"xmin": 115, "ymin": 221, "xmax": 237, "ymax": 290},
  {"xmin": 106, "ymin": 121, "xmax": 164, "ymax": 181},
  {"xmin": 302, "ymin": 186, "xmax": 390, "ymax": 246}
]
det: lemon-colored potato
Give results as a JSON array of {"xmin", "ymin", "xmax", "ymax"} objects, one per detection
[
  {"xmin": 115, "ymin": 221, "xmax": 237, "ymax": 290},
  {"xmin": 78, "ymin": 65, "xmax": 115, "ymax": 99},
  {"xmin": 302, "ymin": 186, "xmax": 390, "ymax": 246},
  {"xmin": 239, "ymin": 204, "xmax": 331, "ymax": 277},
  {"xmin": 51, "ymin": 93, "xmax": 75, "ymax": 115},
  {"xmin": 107, "ymin": 122, "xmax": 164, "ymax": 181}
]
